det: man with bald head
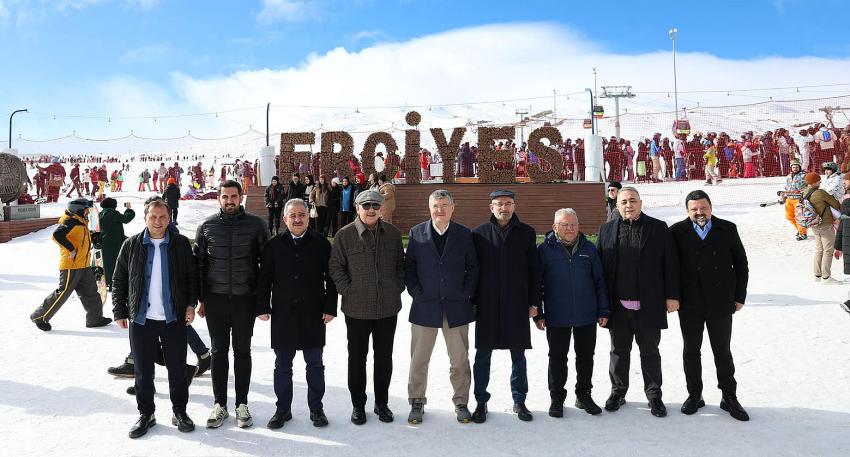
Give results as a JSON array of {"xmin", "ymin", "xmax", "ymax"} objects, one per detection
[{"xmin": 597, "ymin": 187, "xmax": 680, "ymax": 418}]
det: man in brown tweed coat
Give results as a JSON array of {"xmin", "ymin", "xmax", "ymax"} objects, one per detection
[{"xmin": 329, "ymin": 189, "xmax": 406, "ymax": 426}]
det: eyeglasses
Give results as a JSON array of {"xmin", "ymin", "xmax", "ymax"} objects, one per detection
[
  {"xmin": 555, "ymin": 223, "xmax": 578, "ymax": 229},
  {"xmin": 360, "ymin": 203, "xmax": 382, "ymax": 210}
]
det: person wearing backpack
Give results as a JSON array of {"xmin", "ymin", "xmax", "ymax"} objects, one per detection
[{"xmin": 802, "ymin": 172, "xmax": 841, "ymax": 282}]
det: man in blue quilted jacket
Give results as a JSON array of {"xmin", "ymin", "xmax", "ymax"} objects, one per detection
[{"xmin": 535, "ymin": 208, "xmax": 609, "ymax": 418}]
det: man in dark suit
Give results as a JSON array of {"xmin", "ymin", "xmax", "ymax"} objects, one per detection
[
  {"xmin": 597, "ymin": 187, "xmax": 679, "ymax": 418},
  {"xmin": 470, "ymin": 189, "xmax": 541, "ymax": 423},
  {"xmin": 670, "ymin": 190, "xmax": 750, "ymax": 421},
  {"xmin": 404, "ymin": 189, "xmax": 479, "ymax": 425},
  {"xmin": 256, "ymin": 198, "xmax": 338, "ymax": 429}
]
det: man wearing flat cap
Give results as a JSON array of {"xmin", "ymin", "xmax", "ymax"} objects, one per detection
[
  {"xmin": 470, "ymin": 189, "xmax": 541, "ymax": 423},
  {"xmin": 329, "ymin": 188, "xmax": 406, "ymax": 425}
]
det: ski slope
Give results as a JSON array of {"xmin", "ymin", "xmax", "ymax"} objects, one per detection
[{"xmin": 1, "ymin": 175, "xmax": 849, "ymax": 457}]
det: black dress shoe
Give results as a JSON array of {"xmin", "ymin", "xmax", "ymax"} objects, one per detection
[
  {"xmin": 575, "ymin": 394, "xmax": 602, "ymax": 415},
  {"xmin": 310, "ymin": 409, "xmax": 329, "ymax": 427},
  {"xmin": 604, "ymin": 394, "xmax": 625, "ymax": 412},
  {"xmin": 548, "ymin": 400, "xmax": 564, "ymax": 418},
  {"xmin": 171, "ymin": 412, "xmax": 195, "ymax": 432},
  {"xmin": 129, "ymin": 414, "xmax": 156, "ymax": 439},
  {"xmin": 373, "ymin": 404, "xmax": 394, "ymax": 423},
  {"xmin": 649, "ymin": 398, "xmax": 667, "ymax": 417},
  {"xmin": 471, "ymin": 402, "xmax": 487, "ymax": 423},
  {"xmin": 720, "ymin": 396, "xmax": 750, "ymax": 421},
  {"xmin": 126, "ymin": 385, "xmax": 156, "ymax": 396},
  {"xmin": 513, "ymin": 402, "xmax": 533, "ymax": 421},
  {"xmin": 351, "ymin": 406, "xmax": 367, "ymax": 425},
  {"xmin": 267, "ymin": 410, "xmax": 293, "ymax": 429},
  {"xmin": 681, "ymin": 395, "xmax": 705, "ymax": 415}
]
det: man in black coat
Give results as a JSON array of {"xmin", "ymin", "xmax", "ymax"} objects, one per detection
[
  {"xmin": 257, "ymin": 198, "xmax": 338, "ymax": 429},
  {"xmin": 404, "ymin": 189, "xmax": 479, "ymax": 424},
  {"xmin": 195, "ymin": 180, "xmax": 269, "ymax": 429},
  {"xmin": 470, "ymin": 189, "xmax": 541, "ymax": 423},
  {"xmin": 112, "ymin": 198, "xmax": 198, "ymax": 438},
  {"xmin": 162, "ymin": 177, "xmax": 181, "ymax": 224},
  {"xmin": 670, "ymin": 190, "xmax": 750, "ymax": 421},
  {"xmin": 597, "ymin": 186, "xmax": 679, "ymax": 418}
]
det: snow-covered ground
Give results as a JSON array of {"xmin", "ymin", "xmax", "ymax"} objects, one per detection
[{"xmin": 2, "ymin": 174, "xmax": 850, "ymax": 456}]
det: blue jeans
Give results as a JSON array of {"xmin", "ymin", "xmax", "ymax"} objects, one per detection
[
  {"xmin": 473, "ymin": 349, "xmax": 528, "ymax": 404},
  {"xmin": 675, "ymin": 157, "xmax": 686, "ymax": 179}
]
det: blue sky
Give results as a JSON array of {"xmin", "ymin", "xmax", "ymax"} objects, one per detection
[{"xmin": 1, "ymin": 0, "xmax": 848, "ymax": 151}]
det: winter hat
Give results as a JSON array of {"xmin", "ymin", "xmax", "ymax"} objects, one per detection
[
  {"xmin": 67, "ymin": 198, "xmax": 93, "ymax": 215},
  {"xmin": 607, "ymin": 181, "xmax": 622, "ymax": 190},
  {"xmin": 100, "ymin": 197, "xmax": 118, "ymax": 209},
  {"xmin": 167, "ymin": 177, "xmax": 176, "ymax": 185},
  {"xmin": 804, "ymin": 172, "xmax": 821, "ymax": 185},
  {"xmin": 790, "ymin": 160, "xmax": 801, "ymax": 168},
  {"xmin": 822, "ymin": 162, "xmax": 839, "ymax": 173}
]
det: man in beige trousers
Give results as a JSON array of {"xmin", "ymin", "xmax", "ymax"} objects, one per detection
[{"xmin": 404, "ymin": 189, "xmax": 479, "ymax": 424}]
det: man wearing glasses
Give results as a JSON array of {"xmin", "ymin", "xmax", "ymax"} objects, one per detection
[
  {"xmin": 329, "ymin": 189, "xmax": 406, "ymax": 425},
  {"xmin": 536, "ymin": 208, "xmax": 609, "ymax": 418},
  {"xmin": 605, "ymin": 181, "xmax": 622, "ymax": 222},
  {"xmin": 470, "ymin": 189, "xmax": 541, "ymax": 423}
]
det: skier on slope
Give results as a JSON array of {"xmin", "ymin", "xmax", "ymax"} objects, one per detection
[{"xmin": 781, "ymin": 160, "xmax": 808, "ymax": 240}]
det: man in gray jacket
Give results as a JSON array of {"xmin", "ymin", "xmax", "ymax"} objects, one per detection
[{"xmin": 329, "ymin": 189, "xmax": 405, "ymax": 426}]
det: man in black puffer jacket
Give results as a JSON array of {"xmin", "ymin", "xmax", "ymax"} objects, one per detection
[
  {"xmin": 112, "ymin": 198, "xmax": 199, "ymax": 439},
  {"xmin": 194, "ymin": 180, "xmax": 269, "ymax": 430}
]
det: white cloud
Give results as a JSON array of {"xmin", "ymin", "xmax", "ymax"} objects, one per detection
[
  {"xmin": 257, "ymin": 0, "xmax": 319, "ymax": 24},
  {"xmin": 170, "ymin": 23, "xmax": 849, "ymax": 127},
  {"xmin": 22, "ymin": 22, "xmax": 850, "ymax": 154},
  {"xmin": 0, "ymin": 1, "xmax": 10, "ymax": 21}
]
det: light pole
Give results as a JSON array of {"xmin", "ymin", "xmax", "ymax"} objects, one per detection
[
  {"xmin": 668, "ymin": 28, "xmax": 679, "ymax": 121},
  {"xmin": 8, "ymin": 109, "xmax": 28, "ymax": 149}
]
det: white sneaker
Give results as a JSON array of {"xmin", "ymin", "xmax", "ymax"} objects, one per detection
[
  {"xmin": 235, "ymin": 403, "xmax": 253, "ymax": 428},
  {"xmin": 206, "ymin": 403, "xmax": 229, "ymax": 428}
]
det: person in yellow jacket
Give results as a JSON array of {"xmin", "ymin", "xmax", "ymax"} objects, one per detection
[
  {"xmin": 30, "ymin": 198, "xmax": 112, "ymax": 331},
  {"xmin": 703, "ymin": 143, "xmax": 721, "ymax": 185}
]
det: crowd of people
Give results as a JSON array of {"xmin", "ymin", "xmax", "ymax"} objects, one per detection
[{"xmin": 29, "ymin": 178, "xmax": 758, "ymax": 440}]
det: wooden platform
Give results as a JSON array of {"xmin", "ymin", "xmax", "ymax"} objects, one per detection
[
  {"xmin": 0, "ymin": 217, "xmax": 57, "ymax": 243},
  {"xmin": 245, "ymin": 182, "xmax": 606, "ymax": 235}
]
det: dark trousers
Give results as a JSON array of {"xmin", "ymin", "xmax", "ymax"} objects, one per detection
[
  {"xmin": 130, "ymin": 319, "xmax": 188, "ymax": 415},
  {"xmin": 267, "ymin": 206, "xmax": 282, "ymax": 234},
  {"xmin": 326, "ymin": 206, "xmax": 339, "ymax": 236},
  {"xmin": 126, "ymin": 324, "xmax": 208, "ymax": 362},
  {"xmin": 169, "ymin": 207, "xmax": 178, "ymax": 224},
  {"xmin": 609, "ymin": 304, "xmax": 663, "ymax": 399},
  {"xmin": 338, "ymin": 210, "xmax": 354, "ymax": 230},
  {"xmin": 274, "ymin": 348, "xmax": 325, "ymax": 413},
  {"xmin": 345, "ymin": 315, "xmax": 397, "ymax": 408},
  {"xmin": 315, "ymin": 206, "xmax": 328, "ymax": 235},
  {"xmin": 547, "ymin": 324, "xmax": 597, "ymax": 402},
  {"xmin": 473, "ymin": 348, "xmax": 528, "ymax": 404},
  {"xmin": 31, "ymin": 268, "xmax": 104, "ymax": 325},
  {"xmin": 680, "ymin": 313, "xmax": 737, "ymax": 396},
  {"xmin": 204, "ymin": 293, "xmax": 256, "ymax": 407}
]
